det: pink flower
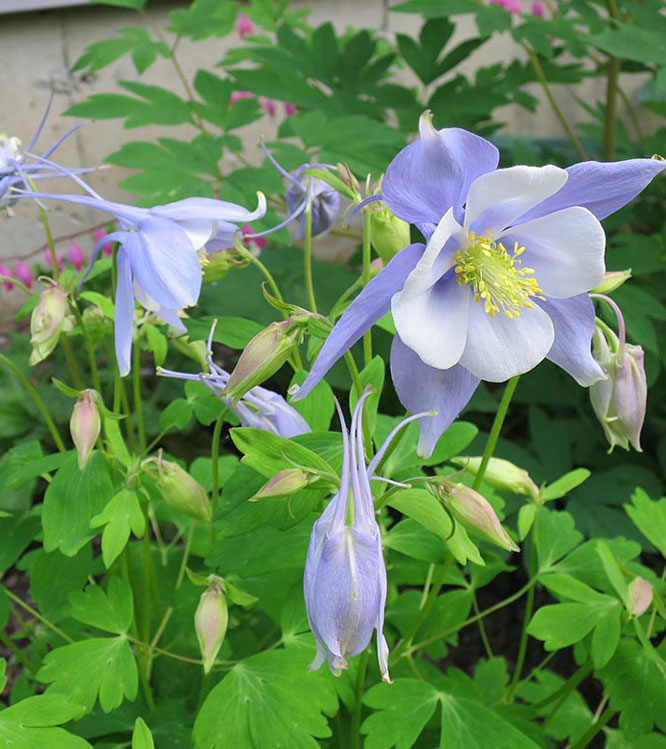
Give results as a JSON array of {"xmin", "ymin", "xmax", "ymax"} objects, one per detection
[
  {"xmin": 259, "ymin": 98, "xmax": 276, "ymax": 117},
  {"xmin": 531, "ymin": 0, "xmax": 545, "ymax": 15},
  {"xmin": 284, "ymin": 102, "xmax": 297, "ymax": 117},
  {"xmin": 68, "ymin": 241, "xmax": 84, "ymax": 272},
  {"xmin": 242, "ymin": 222, "xmax": 267, "ymax": 251},
  {"xmin": 43, "ymin": 249, "xmax": 63, "ymax": 274},
  {"xmin": 15, "ymin": 261, "xmax": 34, "ymax": 289},
  {"xmin": 236, "ymin": 14, "xmax": 254, "ymax": 39},
  {"xmin": 0, "ymin": 264, "xmax": 14, "ymax": 290},
  {"xmin": 94, "ymin": 228, "xmax": 114, "ymax": 257},
  {"xmin": 504, "ymin": 0, "xmax": 522, "ymax": 13},
  {"xmin": 230, "ymin": 91, "xmax": 254, "ymax": 106}
]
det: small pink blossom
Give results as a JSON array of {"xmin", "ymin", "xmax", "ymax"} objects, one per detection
[
  {"xmin": 68, "ymin": 241, "xmax": 84, "ymax": 272},
  {"xmin": 236, "ymin": 14, "xmax": 254, "ymax": 39},
  {"xmin": 0, "ymin": 264, "xmax": 14, "ymax": 290},
  {"xmin": 15, "ymin": 261, "xmax": 34, "ymax": 289},
  {"xmin": 94, "ymin": 228, "xmax": 114, "ymax": 257},
  {"xmin": 284, "ymin": 102, "xmax": 297, "ymax": 117},
  {"xmin": 504, "ymin": 0, "xmax": 522, "ymax": 14},
  {"xmin": 43, "ymin": 249, "xmax": 63, "ymax": 274},
  {"xmin": 259, "ymin": 97, "xmax": 276, "ymax": 117},
  {"xmin": 531, "ymin": 0, "xmax": 545, "ymax": 16},
  {"xmin": 230, "ymin": 91, "xmax": 254, "ymax": 106}
]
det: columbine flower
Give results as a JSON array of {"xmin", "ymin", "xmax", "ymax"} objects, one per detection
[
  {"xmin": 22, "ymin": 179, "xmax": 266, "ymax": 376},
  {"xmin": 157, "ymin": 321, "xmax": 310, "ymax": 439},
  {"xmin": 295, "ymin": 113, "xmax": 665, "ymax": 456}
]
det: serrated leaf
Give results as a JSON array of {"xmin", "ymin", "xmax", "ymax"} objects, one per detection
[
  {"xmin": 193, "ymin": 647, "xmax": 337, "ymax": 748},
  {"xmin": 535, "ymin": 509, "xmax": 582, "ymax": 572},
  {"xmin": 527, "ymin": 599, "xmax": 616, "ymax": 650},
  {"xmin": 624, "ymin": 487, "xmax": 666, "ymax": 557},
  {"xmin": 0, "ymin": 694, "xmax": 90, "ymax": 748},
  {"xmin": 158, "ymin": 398, "xmax": 194, "ymax": 432},
  {"xmin": 38, "ymin": 637, "xmax": 138, "ymax": 714},
  {"xmin": 589, "ymin": 25, "xmax": 666, "ymax": 65},
  {"xmin": 90, "ymin": 489, "xmax": 146, "ymax": 568},
  {"xmin": 68, "ymin": 577, "xmax": 134, "ymax": 634}
]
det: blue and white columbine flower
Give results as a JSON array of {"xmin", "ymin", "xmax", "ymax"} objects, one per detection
[
  {"xmin": 295, "ymin": 112, "xmax": 665, "ymax": 456},
  {"xmin": 157, "ymin": 322, "xmax": 310, "ymax": 439}
]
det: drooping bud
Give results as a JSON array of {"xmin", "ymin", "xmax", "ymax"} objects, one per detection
[
  {"xmin": 590, "ymin": 320, "xmax": 647, "ymax": 452},
  {"xmin": 439, "ymin": 482, "xmax": 520, "ymax": 553},
  {"xmin": 251, "ymin": 469, "xmax": 310, "ymax": 500},
  {"xmin": 202, "ymin": 249, "xmax": 248, "ymax": 284},
  {"xmin": 150, "ymin": 455, "xmax": 212, "ymax": 523},
  {"xmin": 195, "ymin": 583, "xmax": 228, "ymax": 673},
  {"xmin": 369, "ymin": 204, "xmax": 411, "ymax": 263},
  {"xmin": 336, "ymin": 163, "xmax": 361, "ymax": 194},
  {"xmin": 592, "ymin": 269, "xmax": 632, "ymax": 295},
  {"xmin": 29, "ymin": 281, "xmax": 73, "ymax": 365},
  {"xmin": 626, "ymin": 577, "xmax": 653, "ymax": 618},
  {"xmin": 451, "ymin": 456, "xmax": 539, "ymax": 501},
  {"xmin": 224, "ymin": 319, "xmax": 304, "ymax": 402},
  {"xmin": 70, "ymin": 389, "xmax": 101, "ymax": 470}
]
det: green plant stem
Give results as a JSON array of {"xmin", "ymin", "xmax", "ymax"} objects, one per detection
[
  {"xmin": 361, "ymin": 210, "xmax": 372, "ymax": 367},
  {"xmin": 211, "ymin": 413, "xmax": 225, "ymax": 513},
  {"xmin": 1, "ymin": 585, "xmax": 73, "ymax": 643},
  {"xmin": 0, "ymin": 628, "xmax": 38, "ymax": 674},
  {"xmin": 26, "ymin": 175, "xmax": 59, "ymax": 280},
  {"xmin": 351, "ymin": 649, "xmax": 369, "ymax": 747},
  {"xmin": 304, "ymin": 202, "xmax": 318, "ymax": 313},
  {"xmin": 331, "ymin": 227, "xmax": 362, "ymax": 239},
  {"xmin": 0, "ymin": 353, "xmax": 66, "ymax": 452},
  {"xmin": 0, "ymin": 276, "xmax": 32, "ymax": 295},
  {"xmin": 176, "ymin": 524, "xmax": 195, "ymax": 590},
  {"xmin": 411, "ymin": 578, "xmax": 535, "ymax": 653},
  {"xmin": 520, "ymin": 650, "xmax": 557, "ymax": 688},
  {"xmin": 133, "ymin": 342, "xmax": 146, "ymax": 453},
  {"xmin": 471, "ymin": 590, "xmax": 495, "ymax": 659},
  {"xmin": 603, "ymin": 0, "xmax": 621, "ymax": 161},
  {"xmin": 473, "ymin": 375, "xmax": 520, "ymax": 491},
  {"xmin": 522, "ymin": 44, "xmax": 588, "ymax": 162},
  {"xmin": 126, "ymin": 635, "xmax": 201, "ymax": 665},
  {"xmin": 530, "ymin": 661, "xmax": 592, "ymax": 713},
  {"xmin": 391, "ymin": 557, "xmax": 453, "ymax": 664},
  {"xmin": 70, "ymin": 302, "xmax": 101, "ymax": 393},
  {"xmin": 571, "ymin": 707, "xmax": 616, "ymax": 749}
]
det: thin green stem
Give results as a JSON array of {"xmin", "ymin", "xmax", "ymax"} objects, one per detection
[
  {"xmin": 0, "ymin": 276, "xmax": 32, "ymax": 295},
  {"xmin": 0, "ymin": 353, "xmax": 66, "ymax": 452},
  {"xmin": 344, "ymin": 351, "xmax": 373, "ymax": 456},
  {"xmin": 2, "ymin": 585, "xmax": 73, "ymax": 643},
  {"xmin": 304, "ymin": 202, "xmax": 317, "ymax": 313},
  {"xmin": 0, "ymin": 628, "xmax": 38, "ymax": 674},
  {"xmin": 571, "ymin": 707, "xmax": 616, "ymax": 749},
  {"xmin": 25, "ymin": 175, "xmax": 59, "ymax": 280},
  {"xmin": 126, "ymin": 635, "xmax": 202, "ymax": 665},
  {"xmin": 176, "ymin": 524, "xmax": 195, "ymax": 591},
  {"xmin": 211, "ymin": 413, "xmax": 225, "ymax": 513},
  {"xmin": 351, "ymin": 649, "xmax": 369, "ymax": 747},
  {"xmin": 70, "ymin": 302, "xmax": 101, "ymax": 393},
  {"xmin": 471, "ymin": 590, "xmax": 494, "ymax": 659},
  {"xmin": 530, "ymin": 661, "xmax": 592, "ymax": 712},
  {"xmin": 233, "ymin": 235, "xmax": 283, "ymax": 305},
  {"xmin": 361, "ymin": 210, "xmax": 372, "ymax": 367},
  {"xmin": 519, "ymin": 650, "xmax": 557, "ymax": 689},
  {"xmin": 473, "ymin": 375, "xmax": 520, "ymax": 491},
  {"xmin": 522, "ymin": 44, "xmax": 588, "ymax": 162},
  {"xmin": 62, "ymin": 335, "xmax": 84, "ymax": 390},
  {"xmin": 133, "ymin": 341, "xmax": 146, "ymax": 453}
]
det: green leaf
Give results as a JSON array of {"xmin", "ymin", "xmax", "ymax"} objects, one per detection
[
  {"xmin": 93, "ymin": 0, "xmax": 146, "ymax": 7},
  {"xmin": 224, "ymin": 580, "xmax": 258, "ymax": 607},
  {"xmin": 132, "ymin": 717, "xmax": 155, "ymax": 749},
  {"xmin": 42, "ymin": 453, "xmax": 114, "ymax": 557},
  {"xmin": 90, "ymin": 489, "xmax": 146, "ymax": 568},
  {"xmin": 0, "ymin": 659, "xmax": 5, "ymax": 693},
  {"xmin": 422, "ymin": 421, "xmax": 478, "ymax": 466},
  {"xmin": 0, "ymin": 513, "xmax": 40, "ymax": 573},
  {"xmin": 0, "ymin": 694, "xmax": 90, "ymax": 748},
  {"xmin": 68, "ymin": 577, "xmax": 134, "ymax": 634},
  {"xmin": 589, "ymin": 24, "xmax": 666, "ymax": 65},
  {"xmin": 596, "ymin": 540, "xmax": 628, "ymax": 604},
  {"xmin": 384, "ymin": 518, "xmax": 449, "ymax": 563},
  {"xmin": 185, "ymin": 316, "xmax": 264, "ymax": 349},
  {"xmin": 29, "ymin": 546, "xmax": 93, "ymax": 622},
  {"xmin": 71, "ymin": 26, "xmax": 168, "ymax": 75},
  {"xmin": 517, "ymin": 504, "xmax": 537, "ymax": 540},
  {"xmin": 535, "ymin": 509, "xmax": 582, "ymax": 572},
  {"xmin": 289, "ymin": 371, "xmax": 335, "ymax": 432},
  {"xmin": 158, "ymin": 399, "xmax": 194, "ymax": 433},
  {"xmin": 144, "ymin": 323, "xmax": 167, "ymax": 367},
  {"xmin": 591, "ymin": 605, "xmax": 622, "ymax": 669},
  {"xmin": 38, "ymin": 637, "xmax": 138, "ymax": 713},
  {"xmin": 0, "ymin": 441, "xmax": 70, "ymax": 490},
  {"xmin": 527, "ymin": 599, "xmax": 616, "ymax": 650},
  {"xmin": 624, "ymin": 487, "xmax": 666, "ymax": 557},
  {"xmin": 168, "ymin": 0, "xmax": 236, "ymax": 40},
  {"xmin": 539, "ymin": 468, "xmax": 591, "ymax": 501},
  {"xmin": 350, "ymin": 356, "xmax": 385, "ymax": 436},
  {"xmin": 193, "ymin": 647, "xmax": 337, "ymax": 748}
]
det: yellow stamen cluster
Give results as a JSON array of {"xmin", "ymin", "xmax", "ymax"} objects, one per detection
[{"xmin": 453, "ymin": 231, "xmax": 545, "ymax": 319}]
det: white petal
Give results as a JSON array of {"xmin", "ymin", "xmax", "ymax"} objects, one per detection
[
  {"xmin": 459, "ymin": 300, "xmax": 554, "ymax": 381},
  {"xmin": 177, "ymin": 219, "xmax": 216, "ymax": 250},
  {"xmin": 500, "ymin": 207, "xmax": 606, "ymax": 298},
  {"xmin": 393, "ymin": 277, "xmax": 470, "ymax": 370},
  {"xmin": 465, "ymin": 165, "xmax": 568, "ymax": 235}
]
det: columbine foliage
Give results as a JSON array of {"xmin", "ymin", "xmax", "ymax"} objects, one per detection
[{"xmin": 0, "ymin": 0, "xmax": 665, "ymax": 748}]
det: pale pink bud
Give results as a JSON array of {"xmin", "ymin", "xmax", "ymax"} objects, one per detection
[
  {"xmin": 284, "ymin": 102, "xmax": 297, "ymax": 117},
  {"xmin": 236, "ymin": 14, "xmax": 254, "ymax": 38},
  {"xmin": 195, "ymin": 585, "xmax": 228, "ymax": 673},
  {"xmin": 531, "ymin": 1, "xmax": 545, "ymax": 16},
  {"xmin": 0, "ymin": 264, "xmax": 14, "ymax": 290},
  {"xmin": 43, "ymin": 249, "xmax": 63, "ymax": 274},
  {"xmin": 252, "ymin": 469, "xmax": 310, "ymax": 500},
  {"xmin": 68, "ymin": 241, "xmax": 84, "ymax": 272},
  {"xmin": 441, "ymin": 483, "xmax": 520, "ymax": 552},
  {"xmin": 627, "ymin": 577, "xmax": 653, "ymax": 617},
  {"xmin": 70, "ymin": 390, "xmax": 101, "ymax": 470},
  {"xmin": 29, "ymin": 282, "xmax": 71, "ymax": 365},
  {"xmin": 15, "ymin": 260, "xmax": 34, "ymax": 289},
  {"xmin": 230, "ymin": 91, "xmax": 254, "ymax": 106},
  {"xmin": 94, "ymin": 228, "xmax": 114, "ymax": 257},
  {"xmin": 259, "ymin": 97, "xmax": 276, "ymax": 117},
  {"xmin": 452, "ymin": 456, "xmax": 539, "ymax": 500}
]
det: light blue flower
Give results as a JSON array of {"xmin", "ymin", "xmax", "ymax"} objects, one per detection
[{"xmin": 295, "ymin": 113, "xmax": 665, "ymax": 456}]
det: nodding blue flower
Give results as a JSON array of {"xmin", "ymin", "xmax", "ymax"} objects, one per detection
[
  {"xmin": 261, "ymin": 144, "xmax": 340, "ymax": 238},
  {"xmin": 304, "ymin": 390, "xmax": 431, "ymax": 682},
  {"xmin": 295, "ymin": 112, "xmax": 665, "ymax": 457},
  {"xmin": 157, "ymin": 321, "xmax": 310, "ymax": 439},
  {"xmin": 20, "ymin": 173, "xmax": 266, "ymax": 376}
]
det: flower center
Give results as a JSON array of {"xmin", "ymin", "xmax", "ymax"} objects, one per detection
[{"xmin": 453, "ymin": 231, "xmax": 545, "ymax": 319}]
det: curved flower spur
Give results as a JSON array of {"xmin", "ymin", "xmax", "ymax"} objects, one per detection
[
  {"xmin": 294, "ymin": 112, "xmax": 665, "ymax": 456},
  {"xmin": 304, "ymin": 389, "xmax": 432, "ymax": 682}
]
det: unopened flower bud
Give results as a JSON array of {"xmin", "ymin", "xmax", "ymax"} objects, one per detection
[
  {"xmin": 336, "ymin": 163, "xmax": 360, "ymax": 193},
  {"xmin": 626, "ymin": 577, "xmax": 652, "ymax": 617},
  {"xmin": 592, "ymin": 269, "xmax": 632, "ymax": 295},
  {"xmin": 224, "ymin": 319, "xmax": 304, "ymax": 402},
  {"xmin": 236, "ymin": 13, "xmax": 253, "ymax": 38},
  {"xmin": 286, "ymin": 166, "xmax": 340, "ymax": 238},
  {"xmin": 451, "ymin": 456, "xmax": 539, "ymax": 500},
  {"xmin": 29, "ymin": 282, "xmax": 73, "ymax": 365},
  {"xmin": 195, "ymin": 584, "xmax": 228, "ymax": 673},
  {"xmin": 153, "ymin": 457, "xmax": 212, "ymax": 523},
  {"xmin": 590, "ymin": 323, "xmax": 647, "ymax": 452},
  {"xmin": 252, "ymin": 469, "xmax": 310, "ymax": 500},
  {"xmin": 370, "ymin": 205, "xmax": 411, "ymax": 263},
  {"xmin": 70, "ymin": 390, "xmax": 101, "ymax": 470},
  {"xmin": 440, "ymin": 482, "xmax": 520, "ymax": 552},
  {"xmin": 202, "ymin": 249, "xmax": 248, "ymax": 284}
]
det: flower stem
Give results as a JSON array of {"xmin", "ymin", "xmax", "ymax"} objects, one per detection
[
  {"xmin": 0, "ymin": 628, "xmax": 38, "ymax": 674},
  {"xmin": 0, "ymin": 353, "xmax": 66, "ymax": 452},
  {"xmin": 1, "ymin": 585, "xmax": 73, "ymax": 643},
  {"xmin": 70, "ymin": 301, "xmax": 101, "ymax": 393},
  {"xmin": 133, "ymin": 341, "xmax": 146, "ymax": 453},
  {"xmin": 62, "ymin": 335, "xmax": 84, "ymax": 390},
  {"xmin": 0, "ymin": 276, "xmax": 32, "ymax": 295},
  {"xmin": 304, "ymin": 201, "xmax": 317, "ymax": 313},
  {"xmin": 529, "ymin": 661, "xmax": 592, "ymax": 712},
  {"xmin": 473, "ymin": 375, "xmax": 520, "ymax": 491},
  {"xmin": 571, "ymin": 707, "xmax": 616, "ymax": 749},
  {"xmin": 361, "ymin": 210, "xmax": 373, "ymax": 367},
  {"xmin": 25, "ymin": 174, "xmax": 59, "ymax": 280},
  {"xmin": 211, "ymin": 412, "xmax": 224, "ymax": 514}
]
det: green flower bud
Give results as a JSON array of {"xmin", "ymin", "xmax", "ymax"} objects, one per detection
[
  {"xmin": 592, "ymin": 269, "xmax": 632, "ymax": 295},
  {"xmin": 251, "ymin": 469, "xmax": 310, "ymax": 500},
  {"xmin": 70, "ymin": 389, "xmax": 101, "ymax": 470},
  {"xmin": 224, "ymin": 319, "xmax": 304, "ymax": 402},
  {"xmin": 451, "ymin": 456, "xmax": 539, "ymax": 500},
  {"xmin": 151, "ymin": 456, "xmax": 212, "ymax": 523},
  {"xmin": 195, "ymin": 584, "xmax": 228, "ymax": 673},
  {"xmin": 369, "ymin": 205, "xmax": 411, "ymax": 264},
  {"xmin": 29, "ymin": 282, "xmax": 73, "ymax": 365},
  {"xmin": 202, "ymin": 250, "xmax": 248, "ymax": 284},
  {"xmin": 440, "ymin": 482, "xmax": 519, "ymax": 553}
]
